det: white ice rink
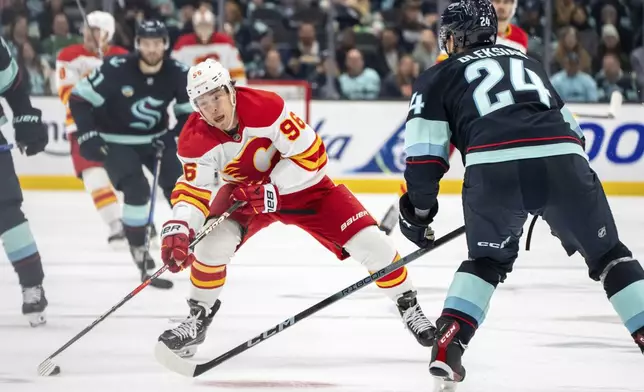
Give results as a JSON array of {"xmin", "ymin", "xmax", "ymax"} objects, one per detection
[{"xmin": 1, "ymin": 192, "xmax": 643, "ymax": 392}]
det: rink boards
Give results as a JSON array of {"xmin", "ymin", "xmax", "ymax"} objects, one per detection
[{"xmin": 4, "ymin": 98, "xmax": 644, "ymax": 195}]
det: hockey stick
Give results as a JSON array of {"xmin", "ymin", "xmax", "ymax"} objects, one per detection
[
  {"xmin": 37, "ymin": 200, "xmax": 245, "ymax": 377},
  {"xmin": 142, "ymin": 140, "xmax": 173, "ymax": 289},
  {"xmin": 574, "ymin": 91, "xmax": 623, "ymax": 119},
  {"xmin": 0, "ymin": 143, "xmax": 14, "ymax": 152},
  {"xmin": 154, "ymin": 225, "xmax": 467, "ymax": 377},
  {"xmin": 73, "ymin": 0, "xmax": 103, "ymax": 59}
]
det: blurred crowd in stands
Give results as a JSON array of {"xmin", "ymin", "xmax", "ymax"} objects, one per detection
[{"xmin": 1, "ymin": 0, "xmax": 642, "ymax": 102}]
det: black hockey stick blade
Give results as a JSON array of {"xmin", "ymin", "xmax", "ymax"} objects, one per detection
[{"xmin": 154, "ymin": 225, "xmax": 466, "ymax": 377}]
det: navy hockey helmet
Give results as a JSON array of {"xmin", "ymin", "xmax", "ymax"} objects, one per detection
[
  {"xmin": 135, "ymin": 19, "xmax": 170, "ymax": 50},
  {"xmin": 439, "ymin": 0, "xmax": 497, "ymax": 56}
]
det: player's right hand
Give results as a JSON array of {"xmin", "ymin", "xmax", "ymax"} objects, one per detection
[
  {"xmin": 77, "ymin": 130, "xmax": 108, "ymax": 162},
  {"xmin": 160, "ymin": 220, "xmax": 195, "ymax": 273},
  {"xmin": 398, "ymin": 193, "xmax": 438, "ymax": 249},
  {"xmin": 13, "ymin": 108, "xmax": 48, "ymax": 156}
]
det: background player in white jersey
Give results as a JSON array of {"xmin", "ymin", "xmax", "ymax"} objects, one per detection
[
  {"xmin": 171, "ymin": 7, "xmax": 247, "ymax": 85},
  {"xmin": 56, "ymin": 11, "xmax": 129, "ymax": 246},
  {"xmin": 156, "ymin": 59, "xmax": 436, "ymax": 358}
]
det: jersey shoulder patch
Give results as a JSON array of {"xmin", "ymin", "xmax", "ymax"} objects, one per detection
[
  {"xmin": 235, "ymin": 87, "xmax": 285, "ymax": 128},
  {"xmin": 178, "ymin": 113, "xmax": 223, "ymax": 158}
]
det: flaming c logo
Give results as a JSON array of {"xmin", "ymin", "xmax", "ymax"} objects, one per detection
[{"xmin": 222, "ymin": 137, "xmax": 280, "ymax": 184}]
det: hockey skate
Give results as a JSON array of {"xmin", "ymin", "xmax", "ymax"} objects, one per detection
[
  {"xmin": 159, "ymin": 299, "xmax": 221, "ymax": 358},
  {"xmin": 129, "ymin": 245, "xmax": 173, "ymax": 289},
  {"xmin": 634, "ymin": 327, "xmax": 644, "ymax": 354},
  {"xmin": 396, "ymin": 290, "xmax": 436, "ymax": 347},
  {"xmin": 22, "ymin": 285, "xmax": 48, "ymax": 327},
  {"xmin": 429, "ymin": 317, "xmax": 467, "ymax": 386}
]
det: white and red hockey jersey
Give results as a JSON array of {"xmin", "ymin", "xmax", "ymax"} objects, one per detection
[
  {"xmin": 171, "ymin": 33, "xmax": 247, "ymax": 85},
  {"xmin": 497, "ymin": 23, "xmax": 528, "ymax": 53},
  {"xmin": 170, "ymin": 87, "xmax": 327, "ymax": 230},
  {"xmin": 56, "ymin": 44, "xmax": 128, "ymax": 133}
]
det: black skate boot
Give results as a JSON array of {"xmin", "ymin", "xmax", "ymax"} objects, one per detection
[
  {"xmin": 159, "ymin": 299, "xmax": 222, "ymax": 358},
  {"xmin": 429, "ymin": 317, "xmax": 467, "ymax": 385},
  {"xmin": 396, "ymin": 290, "xmax": 436, "ymax": 347},
  {"xmin": 22, "ymin": 285, "xmax": 48, "ymax": 327},
  {"xmin": 129, "ymin": 245, "xmax": 173, "ymax": 289},
  {"xmin": 634, "ymin": 327, "xmax": 644, "ymax": 354}
]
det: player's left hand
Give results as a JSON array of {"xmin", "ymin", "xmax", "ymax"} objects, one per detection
[
  {"xmin": 231, "ymin": 183, "xmax": 280, "ymax": 214},
  {"xmin": 398, "ymin": 193, "xmax": 438, "ymax": 248},
  {"xmin": 13, "ymin": 109, "xmax": 48, "ymax": 156}
]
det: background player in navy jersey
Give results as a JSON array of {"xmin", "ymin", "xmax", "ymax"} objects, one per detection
[
  {"xmin": 397, "ymin": 0, "xmax": 644, "ymax": 388},
  {"xmin": 70, "ymin": 20, "xmax": 193, "ymax": 289}
]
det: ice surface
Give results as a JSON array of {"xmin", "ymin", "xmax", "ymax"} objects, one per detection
[{"xmin": 1, "ymin": 192, "xmax": 643, "ymax": 392}]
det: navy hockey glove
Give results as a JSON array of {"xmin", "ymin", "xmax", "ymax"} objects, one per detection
[
  {"xmin": 399, "ymin": 192, "xmax": 438, "ymax": 248},
  {"xmin": 13, "ymin": 109, "xmax": 48, "ymax": 156},
  {"xmin": 77, "ymin": 130, "xmax": 108, "ymax": 162}
]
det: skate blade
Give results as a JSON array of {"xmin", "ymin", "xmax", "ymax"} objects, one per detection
[
  {"xmin": 433, "ymin": 379, "xmax": 459, "ymax": 392},
  {"xmin": 429, "ymin": 360, "xmax": 462, "ymax": 382},
  {"xmin": 26, "ymin": 311, "xmax": 47, "ymax": 327}
]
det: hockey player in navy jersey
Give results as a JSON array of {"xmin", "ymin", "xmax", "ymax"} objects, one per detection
[
  {"xmin": 0, "ymin": 37, "xmax": 49, "ymax": 326},
  {"xmin": 70, "ymin": 20, "xmax": 193, "ymax": 288},
  {"xmin": 397, "ymin": 0, "xmax": 644, "ymax": 387}
]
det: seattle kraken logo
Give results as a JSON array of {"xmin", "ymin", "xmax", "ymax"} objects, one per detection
[{"xmin": 130, "ymin": 97, "xmax": 164, "ymax": 130}]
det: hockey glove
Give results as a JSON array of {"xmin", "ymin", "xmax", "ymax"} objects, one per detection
[
  {"xmin": 231, "ymin": 183, "xmax": 280, "ymax": 214},
  {"xmin": 13, "ymin": 109, "xmax": 48, "ymax": 156},
  {"xmin": 399, "ymin": 192, "xmax": 438, "ymax": 249},
  {"xmin": 77, "ymin": 130, "xmax": 108, "ymax": 162},
  {"xmin": 160, "ymin": 220, "xmax": 195, "ymax": 273}
]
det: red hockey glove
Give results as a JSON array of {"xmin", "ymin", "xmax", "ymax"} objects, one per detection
[
  {"xmin": 230, "ymin": 183, "xmax": 280, "ymax": 214},
  {"xmin": 160, "ymin": 220, "xmax": 195, "ymax": 273}
]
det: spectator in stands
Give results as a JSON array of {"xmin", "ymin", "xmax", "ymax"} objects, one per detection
[
  {"xmin": 631, "ymin": 45, "xmax": 644, "ymax": 100},
  {"xmin": 1, "ymin": 0, "xmax": 31, "ymax": 29},
  {"xmin": 554, "ymin": 0, "xmax": 576, "ymax": 29},
  {"xmin": 244, "ymin": 27, "xmax": 275, "ymax": 79},
  {"xmin": 283, "ymin": 22, "xmax": 320, "ymax": 80},
  {"xmin": 338, "ymin": 48, "xmax": 380, "ymax": 99},
  {"xmin": 519, "ymin": 0, "xmax": 544, "ymax": 58},
  {"xmin": 553, "ymin": 26, "xmax": 592, "ymax": 74},
  {"xmin": 8, "ymin": 13, "xmax": 39, "ymax": 56},
  {"xmin": 570, "ymin": 5, "xmax": 598, "ymax": 61},
  {"xmin": 380, "ymin": 54, "xmax": 417, "ymax": 98},
  {"xmin": 398, "ymin": 0, "xmax": 425, "ymax": 52},
  {"xmin": 261, "ymin": 49, "xmax": 290, "ymax": 80},
  {"xmin": 595, "ymin": 2, "xmax": 631, "ymax": 53},
  {"xmin": 19, "ymin": 41, "xmax": 53, "ymax": 95},
  {"xmin": 41, "ymin": 13, "xmax": 82, "ymax": 65},
  {"xmin": 596, "ymin": 24, "xmax": 630, "ymax": 72},
  {"xmin": 412, "ymin": 29, "xmax": 438, "ymax": 71},
  {"xmin": 224, "ymin": 0, "xmax": 258, "ymax": 55},
  {"xmin": 551, "ymin": 52, "xmax": 598, "ymax": 102},
  {"xmin": 595, "ymin": 53, "xmax": 640, "ymax": 102},
  {"xmin": 309, "ymin": 51, "xmax": 341, "ymax": 99},
  {"xmin": 374, "ymin": 27, "xmax": 403, "ymax": 78},
  {"xmin": 38, "ymin": 0, "xmax": 68, "ymax": 40}
]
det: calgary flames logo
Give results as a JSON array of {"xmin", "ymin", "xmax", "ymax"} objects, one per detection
[{"xmin": 222, "ymin": 137, "xmax": 280, "ymax": 185}]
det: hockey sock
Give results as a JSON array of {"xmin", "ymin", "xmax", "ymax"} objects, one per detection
[
  {"xmin": 190, "ymin": 259, "xmax": 227, "ymax": 307},
  {"xmin": 122, "ymin": 203, "xmax": 150, "ymax": 246},
  {"xmin": 1, "ymin": 221, "xmax": 44, "ymax": 287},
  {"xmin": 602, "ymin": 257, "xmax": 644, "ymax": 336},
  {"xmin": 81, "ymin": 167, "xmax": 120, "ymax": 226},
  {"xmin": 373, "ymin": 252, "xmax": 410, "ymax": 291}
]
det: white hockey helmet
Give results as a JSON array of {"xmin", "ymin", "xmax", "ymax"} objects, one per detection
[
  {"xmin": 192, "ymin": 8, "xmax": 215, "ymax": 27},
  {"xmin": 85, "ymin": 11, "xmax": 115, "ymax": 43},
  {"xmin": 187, "ymin": 59, "xmax": 236, "ymax": 119}
]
